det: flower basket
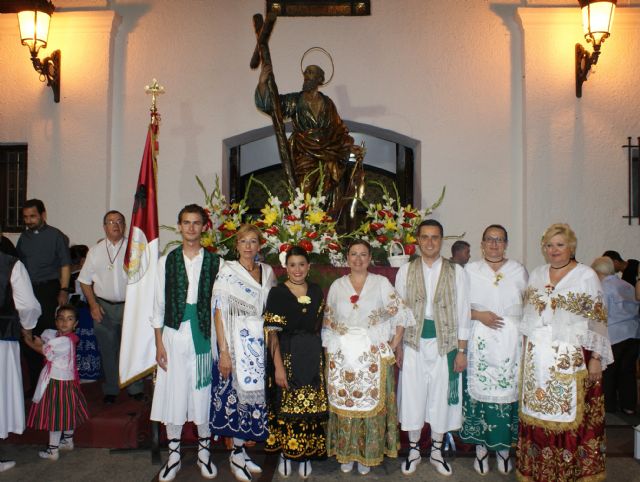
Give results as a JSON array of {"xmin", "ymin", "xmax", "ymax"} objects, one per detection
[{"xmin": 387, "ymin": 241, "xmax": 410, "ymax": 268}]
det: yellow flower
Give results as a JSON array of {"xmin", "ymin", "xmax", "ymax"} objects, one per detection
[
  {"xmin": 297, "ymin": 295, "xmax": 311, "ymax": 304},
  {"xmin": 289, "ymin": 223, "xmax": 303, "ymax": 234},
  {"xmin": 405, "ymin": 233, "xmax": 416, "ymax": 243},
  {"xmin": 287, "ymin": 438, "xmax": 299, "ymax": 450},
  {"xmin": 260, "ymin": 206, "xmax": 278, "ymax": 226},
  {"xmin": 223, "ymin": 220, "xmax": 237, "ymax": 231},
  {"xmin": 200, "ymin": 233, "xmax": 213, "ymax": 247},
  {"xmin": 306, "ymin": 210, "xmax": 325, "ymax": 225},
  {"xmin": 231, "ymin": 202, "xmax": 239, "ymax": 210},
  {"xmin": 384, "ymin": 218, "xmax": 397, "ymax": 231}
]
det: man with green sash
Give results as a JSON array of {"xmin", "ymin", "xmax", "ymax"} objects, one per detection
[
  {"xmin": 150, "ymin": 204, "xmax": 220, "ymax": 482},
  {"xmin": 395, "ymin": 219, "xmax": 470, "ymax": 477}
]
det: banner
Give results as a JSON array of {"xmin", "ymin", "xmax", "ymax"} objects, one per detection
[{"xmin": 119, "ymin": 122, "xmax": 159, "ymax": 386}]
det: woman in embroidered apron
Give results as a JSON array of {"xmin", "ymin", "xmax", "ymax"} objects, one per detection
[
  {"xmin": 459, "ymin": 225, "xmax": 528, "ymax": 475},
  {"xmin": 210, "ymin": 224, "xmax": 276, "ymax": 482},
  {"xmin": 516, "ymin": 224, "xmax": 613, "ymax": 482},
  {"xmin": 264, "ymin": 246, "xmax": 328, "ymax": 479},
  {"xmin": 322, "ymin": 239, "xmax": 414, "ymax": 475}
]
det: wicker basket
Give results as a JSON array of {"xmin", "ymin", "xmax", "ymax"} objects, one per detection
[{"xmin": 387, "ymin": 241, "xmax": 410, "ymax": 268}]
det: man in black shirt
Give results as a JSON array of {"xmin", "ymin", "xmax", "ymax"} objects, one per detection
[
  {"xmin": 0, "ymin": 223, "xmax": 17, "ymax": 257},
  {"xmin": 16, "ymin": 199, "xmax": 71, "ymax": 393}
]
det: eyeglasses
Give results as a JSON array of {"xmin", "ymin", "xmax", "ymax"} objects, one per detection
[
  {"xmin": 105, "ymin": 220, "xmax": 124, "ymax": 225},
  {"xmin": 483, "ymin": 237, "xmax": 506, "ymax": 245}
]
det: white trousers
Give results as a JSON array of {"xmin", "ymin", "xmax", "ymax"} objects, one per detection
[
  {"xmin": 150, "ymin": 321, "xmax": 211, "ymax": 426},
  {"xmin": 0, "ymin": 341, "xmax": 24, "ymax": 439},
  {"xmin": 398, "ymin": 338, "xmax": 462, "ymax": 435}
]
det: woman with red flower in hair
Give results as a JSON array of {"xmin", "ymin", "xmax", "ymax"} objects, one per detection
[{"xmin": 321, "ymin": 239, "xmax": 414, "ymax": 475}]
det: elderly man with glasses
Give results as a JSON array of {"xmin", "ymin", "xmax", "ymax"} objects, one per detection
[{"xmin": 78, "ymin": 211, "xmax": 144, "ymax": 404}]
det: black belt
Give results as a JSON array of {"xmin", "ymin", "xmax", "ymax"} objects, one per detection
[{"xmin": 97, "ymin": 297, "xmax": 125, "ymax": 305}]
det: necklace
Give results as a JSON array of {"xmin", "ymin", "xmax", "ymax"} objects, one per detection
[
  {"xmin": 484, "ymin": 257, "xmax": 504, "ymax": 264},
  {"xmin": 551, "ymin": 260, "xmax": 573, "ymax": 270},
  {"xmin": 287, "ymin": 278, "xmax": 306, "ymax": 286},
  {"xmin": 240, "ymin": 262, "xmax": 256, "ymax": 272},
  {"xmin": 106, "ymin": 239, "xmax": 125, "ymax": 271}
]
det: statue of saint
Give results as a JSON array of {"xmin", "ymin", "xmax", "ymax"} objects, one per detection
[{"xmin": 255, "ymin": 63, "xmax": 363, "ymax": 211}]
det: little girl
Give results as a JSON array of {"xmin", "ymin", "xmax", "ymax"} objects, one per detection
[{"xmin": 23, "ymin": 304, "xmax": 89, "ymax": 460}]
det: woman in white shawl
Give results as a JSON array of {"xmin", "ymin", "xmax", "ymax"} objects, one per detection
[
  {"xmin": 209, "ymin": 224, "xmax": 276, "ymax": 482},
  {"xmin": 322, "ymin": 239, "xmax": 414, "ymax": 475},
  {"xmin": 516, "ymin": 223, "xmax": 613, "ymax": 482},
  {"xmin": 459, "ymin": 224, "xmax": 528, "ymax": 475}
]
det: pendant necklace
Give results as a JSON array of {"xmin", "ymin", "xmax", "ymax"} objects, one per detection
[{"xmin": 106, "ymin": 239, "xmax": 125, "ymax": 271}]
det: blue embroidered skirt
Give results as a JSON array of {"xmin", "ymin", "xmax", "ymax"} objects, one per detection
[
  {"xmin": 209, "ymin": 359, "xmax": 268, "ymax": 440},
  {"xmin": 75, "ymin": 305, "xmax": 101, "ymax": 381}
]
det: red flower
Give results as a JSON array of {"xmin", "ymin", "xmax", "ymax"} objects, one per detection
[
  {"xmin": 350, "ymin": 294, "xmax": 359, "ymax": 304},
  {"xmin": 279, "ymin": 243, "xmax": 292, "ymax": 253},
  {"xmin": 404, "ymin": 244, "xmax": 416, "ymax": 255},
  {"xmin": 376, "ymin": 235, "xmax": 388, "ymax": 244},
  {"xmin": 298, "ymin": 239, "xmax": 313, "ymax": 253},
  {"xmin": 306, "ymin": 231, "xmax": 319, "ymax": 239},
  {"xmin": 327, "ymin": 242, "xmax": 341, "ymax": 252},
  {"xmin": 254, "ymin": 220, "xmax": 265, "ymax": 228},
  {"xmin": 217, "ymin": 223, "xmax": 227, "ymax": 232},
  {"xmin": 282, "ymin": 201, "xmax": 290, "ymax": 208},
  {"xmin": 285, "ymin": 214, "xmax": 298, "ymax": 222},
  {"xmin": 204, "ymin": 245, "xmax": 217, "ymax": 253},
  {"xmin": 299, "ymin": 204, "xmax": 307, "ymax": 211},
  {"xmin": 377, "ymin": 210, "xmax": 387, "ymax": 218},
  {"xmin": 404, "ymin": 211, "xmax": 418, "ymax": 219},
  {"xmin": 401, "ymin": 222, "xmax": 412, "ymax": 229},
  {"xmin": 370, "ymin": 222, "xmax": 384, "ymax": 232},
  {"xmin": 264, "ymin": 226, "xmax": 279, "ymax": 236}
]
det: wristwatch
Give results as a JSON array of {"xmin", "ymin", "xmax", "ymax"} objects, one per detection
[{"xmin": 457, "ymin": 348, "xmax": 467, "ymax": 355}]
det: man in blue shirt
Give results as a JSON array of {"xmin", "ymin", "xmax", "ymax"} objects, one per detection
[{"xmin": 592, "ymin": 256, "xmax": 640, "ymax": 415}]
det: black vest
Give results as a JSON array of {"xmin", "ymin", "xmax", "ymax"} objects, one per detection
[{"xmin": 0, "ymin": 253, "xmax": 21, "ymax": 340}]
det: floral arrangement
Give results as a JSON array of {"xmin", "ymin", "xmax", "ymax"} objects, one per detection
[
  {"xmin": 162, "ymin": 174, "xmax": 448, "ymax": 267},
  {"xmin": 352, "ymin": 181, "xmax": 445, "ymax": 264},
  {"xmin": 253, "ymin": 173, "xmax": 346, "ymax": 267}
]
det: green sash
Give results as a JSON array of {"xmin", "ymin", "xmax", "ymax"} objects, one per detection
[{"xmin": 421, "ymin": 319, "xmax": 459, "ymax": 406}]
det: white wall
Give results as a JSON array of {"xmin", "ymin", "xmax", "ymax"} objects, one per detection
[{"xmin": 1, "ymin": 0, "xmax": 638, "ymax": 271}]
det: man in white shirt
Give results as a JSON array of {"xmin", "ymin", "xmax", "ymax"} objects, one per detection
[
  {"xmin": 395, "ymin": 219, "xmax": 470, "ymax": 477},
  {"xmin": 79, "ymin": 211, "xmax": 143, "ymax": 403},
  {"xmin": 151, "ymin": 204, "xmax": 220, "ymax": 481},
  {"xmin": 0, "ymin": 251, "xmax": 41, "ymax": 472}
]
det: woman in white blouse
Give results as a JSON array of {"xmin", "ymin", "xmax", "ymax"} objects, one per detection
[{"xmin": 322, "ymin": 239, "xmax": 414, "ymax": 475}]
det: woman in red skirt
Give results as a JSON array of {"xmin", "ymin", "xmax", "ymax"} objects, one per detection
[{"xmin": 23, "ymin": 304, "xmax": 89, "ymax": 461}]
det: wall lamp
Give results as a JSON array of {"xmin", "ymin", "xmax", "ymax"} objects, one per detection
[
  {"xmin": 576, "ymin": 0, "xmax": 616, "ymax": 98},
  {"xmin": 17, "ymin": 0, "xmax": 60, "ymax": 103}
]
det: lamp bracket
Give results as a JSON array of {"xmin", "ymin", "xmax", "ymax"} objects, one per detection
[
  {"xmin": 30, "ymin": 49, "xmax": 60, "ymax": 103},
  {"xmin": 575, "ymin": 43, "xmax": 601, "ymax": 98}
]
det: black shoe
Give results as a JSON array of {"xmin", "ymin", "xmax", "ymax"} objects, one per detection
[
  {"xmin": 103, "ymin": 395, "xmax": 117, "ymax": 404},
  {"xmin": 129, "ymin": 392, "xmax": 145, "ymax": 402}
]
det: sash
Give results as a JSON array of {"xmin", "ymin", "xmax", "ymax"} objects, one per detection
[
  {"xmin": 231, "ymin": 315, "xmax": 265, "ymax": 399},
  {"xmin": 326, "ymin": 327, "xmax": 394, "ymax": 417}
]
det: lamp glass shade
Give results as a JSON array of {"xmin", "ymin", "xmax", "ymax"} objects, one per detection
[
  {"xmin": 18, "ymin": 10, "xmax": 51, "ymax": 53},
  {"xmin": 581, "ymin": 1, "xmax": 616, "ymax": 45}
]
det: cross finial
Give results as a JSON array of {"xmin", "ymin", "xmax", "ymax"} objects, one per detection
[{"xmin": 144, "ymin": 78, "xmax": 165, "ymax": 119}]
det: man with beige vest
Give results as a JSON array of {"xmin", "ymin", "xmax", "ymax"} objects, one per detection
[{"xmin": 395, "ymin": 219, "xmax": 470, "ymax": 477}]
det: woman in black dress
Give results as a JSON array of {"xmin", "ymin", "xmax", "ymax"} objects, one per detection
[{"xmin": 264, "ymin": 247, "xmax": 328, "ymax": 479}]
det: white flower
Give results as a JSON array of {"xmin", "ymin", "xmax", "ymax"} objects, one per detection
[
  {"xmin": 279, "ymin": 251, "xmax": 287, "ymax": 268},
  {"xmin": 297, "ymin": 295, "xmax": 311, "ymax": 305}
]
